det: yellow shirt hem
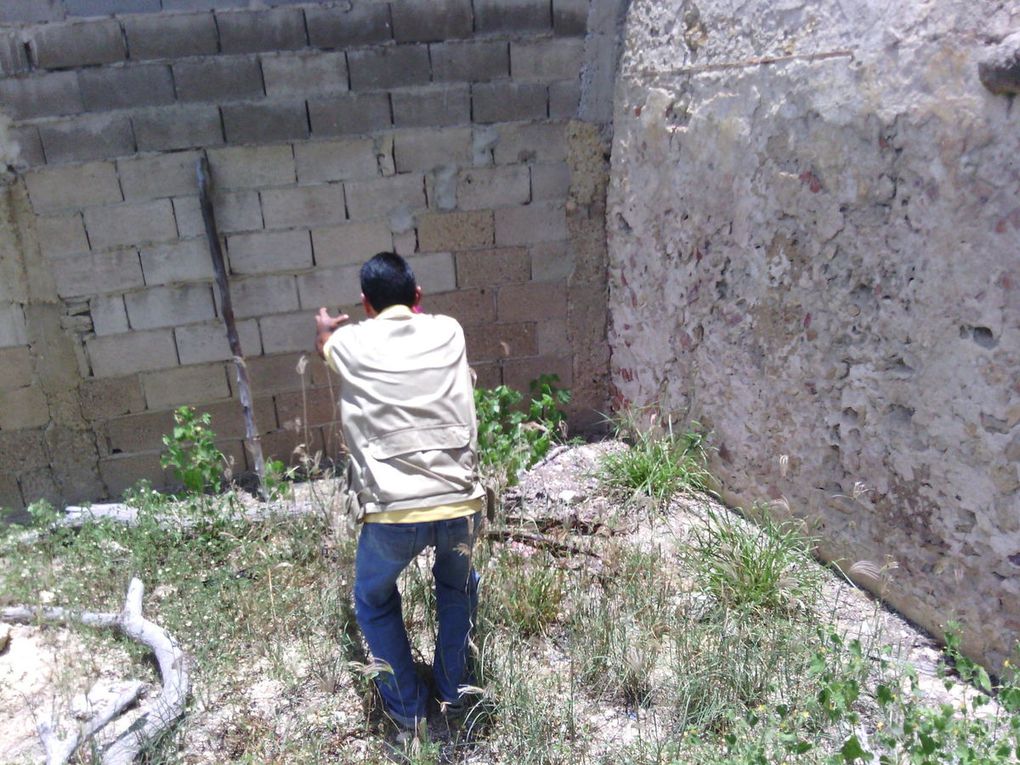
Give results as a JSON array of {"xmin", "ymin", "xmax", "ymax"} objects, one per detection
[{"xmin": 363, "ymin": 497, "xmax": 484, "ymax": 524}]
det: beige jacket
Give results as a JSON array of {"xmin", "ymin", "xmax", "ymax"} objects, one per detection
[{"xmin": 322, "ymin": 305, "xmax": 484, "ymax": 517}]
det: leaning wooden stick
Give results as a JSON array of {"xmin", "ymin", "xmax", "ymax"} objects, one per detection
[{"xmin": 196, "ymin": 155, "xmax": 268, "ymax": 500}]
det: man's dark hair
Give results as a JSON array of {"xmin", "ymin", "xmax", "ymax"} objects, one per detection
[{"xmin": 360, "ymin": 252, "xmax": 417, "ymax": 312}]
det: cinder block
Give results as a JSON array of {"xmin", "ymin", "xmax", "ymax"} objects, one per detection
[
  {"xmin": 418, "ymin": 210, "xmax": 493, "ymax": 252},
  {"xmin": 175, "ymin": 318, "xmax": 262, "ymax": 365},
  {"xmin": 90, "ymin": 294, "xmax": 129, "ymax": 335},
  {"xmin": 141, "ymin": 363, "xmax": 230, "ymax": 409},
  {"xmin": 215, "ymin": 191, "xmax": 264, "ymax": 233},
  {"xmin": 305, "ymin": 3, "xmax": 391, "ymax": 48},
  {"xmin": 553, "ymin": 0, "xmax": 589, "ymax": 35},
  {"xmin": 295, "ymin": 263, "xmax": 362, "ymax": 310},
  {"xmin": 123, "ymin": 12, "xmax": 218, "ymax": 60},
  {"xmin": 392, "ymin": 84, "xmax": 470, "ymax": 128},
  {"xmin": 537, "ymin": 316, "xmax": 570, "ymax": 354},
  {"xmin": 99, "ymin": 453, "xmax": 171, "ymax": 498},
  {"xmin": 425, "ymin": 288, "xmax": 495, "ymax": 325},
  {"xmin": 50, "ymin": 249, "xmax": 143, "ymax": 298},
  {"xmin": 511, "ymin": 39, "xmax": 585, "ymax": 81},
  {"xmin": 118, "ymin": 151, "xmax": 202, "ymax": 201},
  {"xmin": 259, "ymin": 311, "xmax": 315, "ymax": 354},
  {"xmin": 0, "ymin": 30, "xmax": 30, "ymax": 76},
  {"xmin": 0, "ymin": 473, "xmax": 24, "ymax": 514},
  {"xmin": 65, "ymin": 0, "xmax": 160, "ymax": 16},
  {"xmin": 133, "ymin": 105, "xmax": 224, "ymax": 152},
  {"xmin": 228, "ymin": 274, "xmax": 299, "ymax": 318},
  {"xmin": 30, "ymin": 19, "xmax": 124, "ymax": 69},
  {"xmin": 101, "ymin": 409, "xmax": 175, "ymax": 454},
  {"xmin": 407, "ymin": 252, "xmax": 456, "ymax": 293},
  {"xmin": 0, "ymin": 0, "xmax": 64, "ymax": 24},
  {"xmin": 464, "ymin": 321, "xmax": 537, "ymax": 361},
  {"xmin": 39, "ymin": 114, "xmax": 135, "ymax": 164},
  {"xmin": 549, "ymin": 80, "xmax": 581, "ymax": 119},
  {"xmin": 125, "ymin": 284, "xmax": 216, "ymax": 330},
  {"xmin": 262, "ymin": 50, "xmax": 348, "ymax": 97},
  {"xmin": 497, "ymin": 281, "xmax": 566, "ymax": 322},
  {"xmin": 161, "ymin": 0, "xmax": 246, "ymax": 10},
  {"xmin": 0, "ymin": 430, "xmax": 47, "ymax": 478},
  {"xmin": 84, "ymin": 199, "xmax": 178, "ymax": 250},
  {"xmin": 80, "ymin": 64, "xmax": 175, "ymax": 111},
  {"xmin": 530, "ymin": 241, "xmax": 572, "ymax": 282},
  {"xmin": 308, "ymin": 93, "xmax": 392, "ymax": 136},
  {"xmin": 35, "ymin": 214, "xmax": 89, "ymax": 258},
  {"xmin": 294, "ymin": 138, "xmax": 378, "ymax": 184},
  {"xmin": 392, "ymin": 128, "xmax": 471, "ymax": 173},
  {"xmin": 227, "ymin": 229, "xmax": 312, "ymax": 274},
  {"xmin": 458, "ymin": 165, "xmax": 530, "ymax": 210},
  {"xmin": 25, "ymin": 162, "xmax": 121, "ymax": 214},
  {"xmin": 473, "ymin": 82, "xmax": 547, "ymax": 123},
  {"xmin": 431, "ymin": 40, "xmax": 509, "ymax": 83},
  {"xmin": 260, "ymin": 184, "xmax": 346, "ymax": 230},
  {"xmin": 86, "ymin": 328, "xmax": 178, "ymax": 377},
  {"xmin": 348, "ymin": 45, "xmax": 430, "ymax": 91},
  {"xmin": 274, "ymin": 386, "xmax": 339, "ymax": 430},
  {"xmin": 345, "ymin": 174, "xmax": 426, "ymax": 220},
  {"xmin": 502, "ymin": 353, "xmax": 572, "ymax": 392},
  {"xmin": 172, "ymin": 191, "xmax": 263, "ymax": 238},
  {"xmin": 79, "ymin": 376, "xmax": 145, "ymax": 421},
  {"xmin": 0, "ymin": 385, "xmax": 49, "ymax": 430},
  {"xmin": 246, "ymin": 351, "xmax": 329, "ymax": 395},
  {"xmin": 197, "ymin": 396, "xmax": 277, "ymax": 438},
  {"xmin": 494, "ymin": 122, "xmax": 567, "ymax": 165},
  {"xmin": 169, "ymin": 197, "xmax": 204, "ymax": 240},
  {"xmin": 7, "ymin": 126, "xmax": 45, "ymax": 169},
  {"xmin": 495, "ymin": 202, "xmax": 567, "ymax": 246},
  {"xmin": 207, "ymin": 145, "xmax": 295, "ymax": 189},
  {"xmin": 474, "ymin": 0, "xmax": 551, "ymax": 33},
  {"xmin": 173, "ymin": 56, "xmax": 264, "ymax": 103},
  {"xmin": 311, "ymin": 221, "xmax": 392, "ymax": 267},
  {"xmin": 391, "ymin": 0, "xmax": 472, "ymax": 42},
  {"xmin": 455, "ymin": 246, "xmax": 530, "ymax": 287},
  {"xmin": 0, "ymin": 346, "xmax": 33, "ymax": 391},
  {"xmin": 0, "ymin": 71, "xmax": 83, "ymax": 121},
  {"xmin": 0, "ymin": 305, "xmax": 28, "ymax": 348},
  {"xmin": 222, "ymin": 101, "xmax": 310, "ymax": 144},
  {"xmin": 531, "ymin": 162, "xmax": 571, "ymax": 201},
  {"xmin": 261, "ymin": 426, "xmax": 325, "ymax": 466},
  {"xmin": 216, "ymin": 8, "xmax": 307, "ymax": 54}
]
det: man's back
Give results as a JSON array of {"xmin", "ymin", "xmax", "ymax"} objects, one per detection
[{"xmin": 323, "ymin": 305, "xmax": 482, "ymax": 515}]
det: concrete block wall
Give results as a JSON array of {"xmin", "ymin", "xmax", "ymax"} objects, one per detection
[{"xmin": 0, "ymin": 0, "xmax": 623, "ymax": 511}]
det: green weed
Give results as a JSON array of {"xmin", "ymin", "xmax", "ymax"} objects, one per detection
[
  {"xmin": 599, "ymin": 408, "xmax": 712, "ymax": 506},
  {"xmin": 475, "ymin": 374, "xmax": 571, "ymax": 489}
]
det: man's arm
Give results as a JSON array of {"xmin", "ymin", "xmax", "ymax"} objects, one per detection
[{"xmin": 315, "ymin": 307, "xmax": 350, "ymax": 359}]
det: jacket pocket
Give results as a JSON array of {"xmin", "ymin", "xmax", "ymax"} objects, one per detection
[{"xmin": 366, "ymin": 424, "xmax": 472, "ymax": 460}]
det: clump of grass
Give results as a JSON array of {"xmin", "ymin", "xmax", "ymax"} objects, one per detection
[
  {"xmin": 599, "ymin": 407, "xmax": 712, "ymax": 506},
  {"xmin": 478, "ymin": 546, "xmax": 565, "ymax": 638},
  {"xmin": 687, "ymin": 504, "xmax": 821, "ymax": 616}
]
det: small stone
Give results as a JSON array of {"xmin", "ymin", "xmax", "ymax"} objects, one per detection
[
  {"xmin": 558, "ymin": 489, "xmax": 585, "ymax": 505},
  {"xmin": 978, "ymin": 32, "xmax": 1020, "ymax": 95},
  {"xmin": 0, "ymin": 623, "xmax": 10, "ymax": 653},
  {"xmin": 38, "ymin": 590, "xmax": 55, "ymax": 604}
]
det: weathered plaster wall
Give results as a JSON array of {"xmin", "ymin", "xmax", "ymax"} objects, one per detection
[
  {"xmin": 0, "ymin": 0, "xmax": 626, "ymax": 512},
  {"xmin": 608, "ymin": 0, "xmax": 1020, "ymax": 668}
]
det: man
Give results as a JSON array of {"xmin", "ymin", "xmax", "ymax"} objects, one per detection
[{"xmin": 314, "ymin": 252, "xmax": 485, "ymax": 733}]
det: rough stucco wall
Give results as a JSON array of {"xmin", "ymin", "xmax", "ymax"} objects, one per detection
[
  {"xmin": 608, "ymin": 0, "xmax": 1020, "ymax": 668},
  {"xmin": 0, "ymin": 0, "xmax": 625, "ymax": 513}
]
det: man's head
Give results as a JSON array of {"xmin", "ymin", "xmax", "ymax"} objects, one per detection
[{"xmin": 360, "ymin": 252, "xmax": 420, "ymax": 316}]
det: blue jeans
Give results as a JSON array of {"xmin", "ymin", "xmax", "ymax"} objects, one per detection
[{"xmin": 353, "ymin": 512, "xmax": 481, "ymax": 727}]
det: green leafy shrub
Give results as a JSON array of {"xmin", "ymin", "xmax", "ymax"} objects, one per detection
[
  {"xmin": 161, "ymin": 406, "xmax": 227, "ymax": 495},
  {"xmin": 475, "ymin": 374, "xmax": 571, "ymax": 487}
]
